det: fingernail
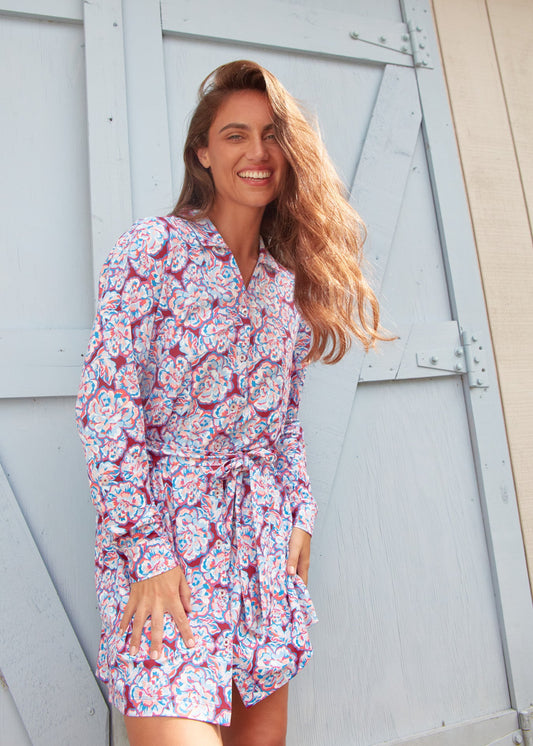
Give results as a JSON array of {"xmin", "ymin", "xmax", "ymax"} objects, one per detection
[
  {"xmin": 150, "ymin": 649, "xmax": 159, "ymax": 660},
  {"xmin": 187, "ymin": 638, "xmax": 196, "ymax": 648},
  {"xmin": 288, "ymin": 565, "xmax": 296, "ymax": 575},
  {"xmin": 130, "ymin": 645, "xmax": 138, "ymax": 655}
]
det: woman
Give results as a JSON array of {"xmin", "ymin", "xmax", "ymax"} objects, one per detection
[{"xmin": 76, "ymin": 60, "xmax": 382, "ymax": 746}]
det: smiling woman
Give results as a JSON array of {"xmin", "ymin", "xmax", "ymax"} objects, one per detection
[{"xmin": 76, "ymin": 59, "xmax": 386, "ymax": 746}]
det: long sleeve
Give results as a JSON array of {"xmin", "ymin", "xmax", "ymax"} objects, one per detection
[
  {"xmin": 76, "ymin": 218, "xmax": 178, "ymax": 582},
  {"xmin": 275, "ymin": 318, "xmax": 317, "ymax": 535}
]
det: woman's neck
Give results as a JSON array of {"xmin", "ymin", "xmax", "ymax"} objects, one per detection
[{"xmin": 208, "ymin": 204, "xmax": 264, "ymax": 263}]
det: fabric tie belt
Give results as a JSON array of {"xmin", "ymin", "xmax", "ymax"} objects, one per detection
[{"xmin": 146, "ymin": 440, "xmax": 279, "ymax": 633}]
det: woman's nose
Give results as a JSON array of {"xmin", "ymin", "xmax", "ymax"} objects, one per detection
[{"xmin": 246, "ymin": 135, "xmax": 268, "ymax": 161}]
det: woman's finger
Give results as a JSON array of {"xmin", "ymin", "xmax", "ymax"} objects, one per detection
[
  {"xmin": 149, "ymin": 608, "xmax": 164, "ymax": 660},
  {"xmin": 179, "ymin": 575, "xmax": 192, "ymax": 613},
  {"xmin": 129, "ymin": 605, "xmax": 147, "ymax": 656},
  {"xmin": 168, "ymin": 598, "xmax": 196, "ymax": 648},
  {"xmin": 287, "ymin": 527, "xmax": 311, "ymax": 584},
  {"xmin": 119, "ymin": 598, "xmax": 135, "ymax": 635}
]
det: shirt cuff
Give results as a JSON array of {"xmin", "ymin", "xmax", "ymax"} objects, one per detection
[{"xmin": 117, "ymin": 534, "xmax": 180, "ymax": 582}]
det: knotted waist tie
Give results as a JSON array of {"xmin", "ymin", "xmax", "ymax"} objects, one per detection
[{"xmin": 146, "ymin": 440, "xmax": 279, "ymax": 634}]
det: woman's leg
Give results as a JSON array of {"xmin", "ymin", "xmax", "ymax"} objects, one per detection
[
  {"xmin": 124, "ymin": 715, "xmax": 222, "ymax": 746},
  {"xmin": 221, "ymin": 682, "xmax": 288, "ymax": 746}
]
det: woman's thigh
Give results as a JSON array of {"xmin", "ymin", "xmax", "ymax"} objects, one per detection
[
  {"xmin": 221, "ymin": 681, "xmax": 288, "ymax": 746},
  {"xmin": 124, "ymin": 715, "xmax": 222, "ymax": 746}
]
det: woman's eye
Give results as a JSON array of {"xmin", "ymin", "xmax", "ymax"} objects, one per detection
[
  {"xmin": 228, "ymin": 134, "xmax": 243, "ymax": 141},
  {"xmin": 264, "ymin": 133, "xmax": 277, "ymax": 142}
]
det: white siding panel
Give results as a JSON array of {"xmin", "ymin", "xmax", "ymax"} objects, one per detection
[
  {"xmin": 0, "ymin": 462, "xmax": 107, "ymax": 746},
  {"xmin": 0, "ymin": 397, "xmax": 100, "ymax": 665},
  {"xmin": 0, "ymin": 682, "xmax": 32, "ymax": 746},
  {"xmin": 0, "ymin": 14, "xmax": 93, "ymax": 330},
  {"xmin": 83, "ymin": 0, "xmax": 132, "ymax": 288},
  {"xmin": 291, "ymin": 377, "xmax": 509, "ymax": 745},
  {"xmin": 162, "ymin": 0, "xmax": 413, "ymax": 67},
  {"xmin": 0, "ymin": 0, "xmax": 82, "ymax": 22}
]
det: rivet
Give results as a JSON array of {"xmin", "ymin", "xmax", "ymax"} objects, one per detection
[
  {"xmin": 455, "ymin": 348, "xmax": 464, "ymax": 357},
  {"xmin": 401, "ymin": 45, "xmax": 408, "ymax": 52},
  {"xmin": 402, "ymin": 33, "xmax": 410, "ymax": 41},
  {"xmin": 513, "ymin": 734, "xmax": 523, "ymax": 744},
  {"xmin": 421, "ymin": 60, "xmax": 428, "ymax": 66},
  {"xmin": 473, "ymin": 355, "xmax": 480, "ymax": 364},
  {"xmin": 471, "ymin": 335, "xmax": 478, "ymax": 342},
  {"xmin": 455, "ymin": 363, "xmax": 463, "ymax": 372},
  {"xmin": 349, "ymin": 31, "xmax": 359, "ymax": 39},
  {"xmin": 416, "ymin": 25, "xmax": 422, "ymax": 32},
  {"xmin": 430, "ymin": 355, "xmax": 439, "ymax": 364},
  {"xmin": 88, "ymin": 707, "xmax": 95, "ymax": 716},
  {"xmin": 379, "ymin": 35, "xmax": 387, "ymax": 43},
  {"xmin": 477, "ymin": 378, "xmax": 484, "ymax": 386},
  {"xmin": 419, "ymin": 42, "xmax": 425, "ymax": 49}
]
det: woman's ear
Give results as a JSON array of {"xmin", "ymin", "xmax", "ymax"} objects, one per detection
[{"xmin": 196, "ymin": 147, "xmax": 210, "ymax": 169}]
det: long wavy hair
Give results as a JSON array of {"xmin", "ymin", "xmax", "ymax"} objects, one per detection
[{"xmin": 172, "ymin": 60, "xmax": 386, "ymax": 363}]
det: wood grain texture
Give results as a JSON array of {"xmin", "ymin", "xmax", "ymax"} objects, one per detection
[
  {"xmin": 0, "ymin": 461, "xmax": 108, "ymax": 746},
  {"xmin": 487, "ymin": 0, "xmax": 533, "ymax": 235},
  {"xmin": 0, "ymin": 0, "xmax": 82, "ymax": 22},
  {"xmin": 162, "ymin": 0, "xmax": 414, "ymax": 67},
  {"xmin": 83, "ymin": 0, "xmax": 132, "ymax": 291},
  {"xmin": 0, "ymin": 14, "xmax": 93, "ymax": 331},
  {"xmin": 290, "ymin": 378, "xmax": 510, "ymax": 745},
  {"xmin": 0, "ymin": 329, "xmax": 90, "ymax": 398},
  {"xmin": 122, "ymin": 0, "xmax": 174, "ymax": 218},
  {"xmin": 0, "ymin": 682, "xmax": 32, "ymax": 746},
  {"xmin": 431, "ymin": 0, "xmax": 533, "ymax": 591}
]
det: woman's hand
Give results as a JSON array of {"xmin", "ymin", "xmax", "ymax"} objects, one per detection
[
  {"xmin": 286, "ymin": 526, "xmax": 312, "ymax": 585},
  {"xmin": 119, "ymin": 566, "xmax": 195, "ymax": 660}
]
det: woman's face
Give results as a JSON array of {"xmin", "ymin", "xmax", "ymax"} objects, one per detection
[{"xmin": 196, "ymin": 90, "xmax": 288, "ymax": 218}]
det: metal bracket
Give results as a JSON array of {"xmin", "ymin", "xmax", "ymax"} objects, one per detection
[
  {"xmin": 407, "ymin": 20, "xmax": 432, "ymax": 68},
  {"xmin": 347, "ymin": 19, "xmax": 433, "ymax": 67},
  {"xmin": 519, "ymin": 709, "xmax": 533, "ymax": 746},
  {"xmin": 416, "ymin": 331, "xmax": 488, "ymax": 388}
]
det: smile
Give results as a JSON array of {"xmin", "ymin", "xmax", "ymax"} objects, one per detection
[{"xmin": 237, "ymin": 170, "xmax": 273, "ymax": 180}]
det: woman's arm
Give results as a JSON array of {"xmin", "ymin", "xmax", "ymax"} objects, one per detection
[
  {"xmin": 76, "ymin": 218, "xmax": 178, "ymax": 582},
  {"xmin": 276, "ymin": 318, "xmax": 317, "ymax": 580},
  {"xmin": 76, "ymin": 218, "xmax": 195, "ymax": 657}
]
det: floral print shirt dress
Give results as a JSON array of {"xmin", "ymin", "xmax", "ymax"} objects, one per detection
[{"xmin": 76, "ymin": 216, "xmax": 317, "ymax": 725}]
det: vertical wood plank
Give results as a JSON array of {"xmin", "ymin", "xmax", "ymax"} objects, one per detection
[
  {"xmin": 0, "ymin": 464, "xmax": 108, "ymax": 746},
  {"xmin": 122, "ymin": 0, "xmax": 174, "ymax": 217},
  {"xmin": 301, "ymin": 64, "xmax": 421, "ymax": 522},
  {"xmin": 83, "ymin": 0, "xmax": 132, "ymax": 291},
  {"xmin": 487, "ymin": 0, "xmax": 533, "ymax": 234},
  {"xmin": 404, "ymin": 0, "xmax": 533, "ymax": 710}
]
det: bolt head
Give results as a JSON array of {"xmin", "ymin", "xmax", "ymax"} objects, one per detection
[
  {"xmin": 379, "ymin": 35, "xmax": 387, "ymax": 43},
  {"xmin": 513, "ymin": 734, "xmax": 523, "ymax": 745},
  {"xmin": 419, "ymin": 42, "xmax": 425, "ymax": 49},
  {"xmin": 476, "ymin": 378, "xmax": 484, "ymax": 386},
  {"xmin": 88, "ymin": 707, "xmax": 96, "ymax": 716},
  {"xmin": 421, "ymin": 60, "xmax": 428, "ymax": 66},
  {"xmin": 350, "ymin": 31, "xmax": 359, "ymax": 39},
  {"xmin": 401, "ymin": 46, "xmax": 408, "ymax": 53},
  {"xmin": 416, "ymin": 25, "xmax": 422, "ymax": 32},
  {"xmin": 455, "ymin": 363, "xmax": 463, "ymax": 372},
  {"xmin": 430, "ymin": 355, "xmax": 439, "ymax": 364},
  {"xmin": 402, "ymin": 34, "xmax": 410, "ymax": 41},
  {"xmin": 455, "ymin": 348, "xmax": 464, "ymax": 357}
]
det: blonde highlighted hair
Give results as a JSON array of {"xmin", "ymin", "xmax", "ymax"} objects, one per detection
[{"xmin": 172, "ymin": 60, "xmax": 386, "ymax": 363}]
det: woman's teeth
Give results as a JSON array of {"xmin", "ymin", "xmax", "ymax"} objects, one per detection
[{"xmin": 238, "ymin": 171, "xmax": 272, "ymax": 180}]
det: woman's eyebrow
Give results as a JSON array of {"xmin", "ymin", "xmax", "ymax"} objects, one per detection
[{"xmin": 218, "ymin": 122, "xmax": 275, "ymax": 134}]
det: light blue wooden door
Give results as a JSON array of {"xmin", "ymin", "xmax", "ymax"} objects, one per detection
[{"xmin": 1, "ymin": 1, "xmax": 533, "ymax": 745}]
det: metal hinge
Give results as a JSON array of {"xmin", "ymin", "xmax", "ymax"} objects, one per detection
[
  {"xmin": 416, "ymin": 331, "xmax": 488, "ymax": 388},
  {"xmin": 518, "ymin": 709, "xmax": 533, "ymax": 746}
]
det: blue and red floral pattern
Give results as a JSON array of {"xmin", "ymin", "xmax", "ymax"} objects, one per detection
[{"xmin": 76, "ymin": 216, "xmax": 317, "ymax": 724}]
